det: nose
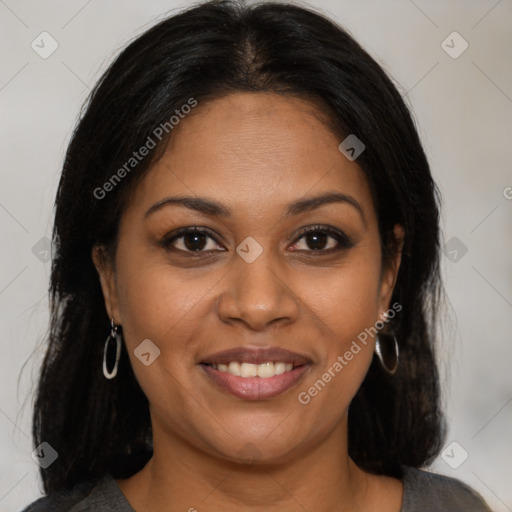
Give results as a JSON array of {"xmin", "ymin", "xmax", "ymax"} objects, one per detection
[{"xmin": 216, "ymin": 247, "xmax": 299, "ymax": 332}]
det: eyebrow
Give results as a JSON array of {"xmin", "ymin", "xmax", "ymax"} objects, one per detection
[{"xmin": 145, "ymin": 191, "xmax": 366, "ymax": 225}]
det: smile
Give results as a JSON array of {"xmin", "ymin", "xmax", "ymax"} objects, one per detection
[
  {"xmin": 199, "ymin": 346, "xmax": 312, "ymax": 400},
  {"xmin": 208, "ymin": 361, "xmax": 294, "ymax": 378}
]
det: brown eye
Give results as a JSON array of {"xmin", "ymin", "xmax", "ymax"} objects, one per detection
[
  {"xmin": 160, "ymin": 224, "xmax": 353, "ymax": 256},
  {"xmin": 161, "ymin": 227, "xmax": 225, "ymax": 253},
  {"xmin": 289, "ymin": 225, "xmax": 353, "ymax": 253}
]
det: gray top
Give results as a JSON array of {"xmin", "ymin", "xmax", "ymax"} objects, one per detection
[{"xmin": 21, "ymin": 466, "xmax": 492, "ymax": 511}]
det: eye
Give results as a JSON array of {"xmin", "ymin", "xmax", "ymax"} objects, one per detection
[
  {"xmin": 288, "ymin": 225, "xmax": 353, "ymax": 253},
  {"xmin": 161, "ymin": 226, "xmax": 225, "ymax": 254},
  {"xmin": 160, "ymin": 224, "xmax": 353, "ymax": 256}
]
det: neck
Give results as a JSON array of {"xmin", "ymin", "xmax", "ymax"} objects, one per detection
[{"xmin": 117, "ymin": 416, "xmax": 399, "ymax": 511}]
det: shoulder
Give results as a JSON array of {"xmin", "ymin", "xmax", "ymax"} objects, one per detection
[
  {"xmin": 401, "ymin": 466, "xmax": 492, "ymax": 512},
  {"xmin": 20, "ymin": 474, "xmax": 134, "ymax": 512}
]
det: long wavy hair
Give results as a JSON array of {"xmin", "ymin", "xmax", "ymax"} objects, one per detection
[{"xmin": 33, "ymin": 0, "xmax": 445, "ymax": 493}]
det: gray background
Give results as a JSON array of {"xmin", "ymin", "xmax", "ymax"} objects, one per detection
[{"xmin": 1, "ymin": 0, "xmax": 511, "ymax": 510}]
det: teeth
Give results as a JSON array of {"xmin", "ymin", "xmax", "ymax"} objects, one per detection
[
  {"xmin": 240, "ymin": 362, "xmax": 257, "ymax": 377},
  {"xmin": 211, "ymin": 361, "xmax": 296, "ymax": 378},
  {"xmin": 257, "ymin": 362, "xmax": 274, "ymax": 378},
  {"xmin": 228, "ymin": 361, "xmax": 240, "ymax": 376}
]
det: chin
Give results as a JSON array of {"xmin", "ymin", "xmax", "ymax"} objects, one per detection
[{"xmin": 209, "ymin": 434, "xmax": 304, "ymax": 467}]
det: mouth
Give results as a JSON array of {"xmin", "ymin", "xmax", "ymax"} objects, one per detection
[{"xmin": 199, "ymin": 347, "xmax": 312, "ymax": 400}]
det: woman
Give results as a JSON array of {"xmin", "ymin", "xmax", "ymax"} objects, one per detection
[{"xmin": 23, "ymin": 0, "xmax": 491, "ymax": 510}]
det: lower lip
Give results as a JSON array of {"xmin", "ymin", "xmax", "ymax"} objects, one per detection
[{"xmin": 200, "ymin": 364, "xmax": 311, "ymax": 400}]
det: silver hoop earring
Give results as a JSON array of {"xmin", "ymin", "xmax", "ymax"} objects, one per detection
[
  {"xmin": 375, "ymin": 333, "xmax": 399, "ymax": 375},
  {"xmin": 102, "ymin": 319, "xmax": 122, "ymax": 380}
]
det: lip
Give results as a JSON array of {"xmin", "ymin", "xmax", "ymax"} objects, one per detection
[
  {"xmin": 200, "ymin": 346, "xmax": 311, "ymax": 366},
  {"xmin": 200, "ymin": 363, "xmax": 311, "ymax": 400},
  {"xmin": 199, "ymin": 346, "xmax": 312, "ymax": 400}
]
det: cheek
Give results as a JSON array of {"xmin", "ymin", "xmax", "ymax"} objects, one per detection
[
  {"xmin": 297, "ymin": 249, "xmax": 383, "ymax": 343},
  {"xmin": 112, "ymin": 259, "xmax": 215, "ymax": 422},
  {"xmin": 292, "ymin": 250, "xmax": 382, "ymax": 408},
  {"xmin": 114, "ymin": 257, "xmax": 220, "ymax": 352}
]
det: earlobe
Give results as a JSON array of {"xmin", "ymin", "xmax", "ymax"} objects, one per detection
[{"xmin": 92, "ymin": 245, "xmax": 120, "ymax": 322}]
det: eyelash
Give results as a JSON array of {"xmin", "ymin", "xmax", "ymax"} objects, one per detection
[{"xmin": 160, "ymin": 224, "xmax": 354, "ymax": 256}]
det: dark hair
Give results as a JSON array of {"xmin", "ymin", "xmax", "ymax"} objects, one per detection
[{"xmin": 33, "ymin": 0, "xmax": 445, "ymax": 493}]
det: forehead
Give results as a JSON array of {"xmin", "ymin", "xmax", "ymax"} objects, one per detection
[{"xmin": 124, "ymin": 92, "xmax": 374, "ymax": 221}]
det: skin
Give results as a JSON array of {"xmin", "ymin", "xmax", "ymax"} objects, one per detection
[{"xmin": 93, "ymin": 92, "xmax": 404, "ymax": 511}]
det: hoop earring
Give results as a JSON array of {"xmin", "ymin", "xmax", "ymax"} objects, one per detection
[
  {"xmin": 102, "ymin": 319, "xmax": 122, "ymax": 380},
  {"xmin": 375, "ymin": 333, "xmax": 399, "ymax": 375}
]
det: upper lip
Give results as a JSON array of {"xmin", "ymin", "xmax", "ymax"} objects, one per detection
[{"xmin": 200, "ymin": 347, "xmax": 311, "ymax": 366}]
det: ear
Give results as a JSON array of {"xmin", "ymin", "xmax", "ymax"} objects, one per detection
[
  {"xmin": 92, "ymin": 245, "xmax": 121, "ymax": 323},
  {"xmin": 378, "ymin": 223, "xmax": 404, "ymax": 316}
]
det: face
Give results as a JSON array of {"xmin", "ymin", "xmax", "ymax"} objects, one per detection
[{"xmin": 94, "ymin": 92, "xmax": 402, "ymax": 465}]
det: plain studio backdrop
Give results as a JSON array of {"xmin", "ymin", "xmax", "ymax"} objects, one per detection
[{"xmin": 0, "ymin": 0, "xmax": 511, "ymax": 510}]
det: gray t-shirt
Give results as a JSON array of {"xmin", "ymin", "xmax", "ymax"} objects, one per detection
[{"xmin": 21, "ymin": 466, "xmax": 492, "ymax": 511}]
